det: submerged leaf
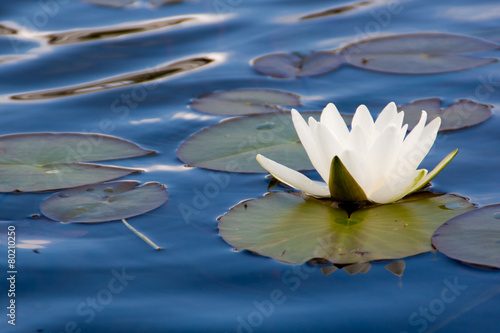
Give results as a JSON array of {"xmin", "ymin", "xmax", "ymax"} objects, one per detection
[
  {"xmin": 343, "ymin": 262, "xmax": 371, "ymax": 275},
  {"xmin": 40, "ymin": 181, "xmax": 168, "ymax": 223},
  {"xmin": 432, "ymin": 204, "xmax": 500, "ymax": 269},
  {"xmin": 385, "ymin": 260, "xmax": 406, "ymax": 277},
  {"xmin": 190, "ymin": 89, "xmax": 301, "ymax": 116},
  {"xmin": 339, "ymin": 33, "xmax": 498, "ymax": 74},
  {"xmin": 219, "ymin": 192, "xmax": 474, "ymax": 265}
]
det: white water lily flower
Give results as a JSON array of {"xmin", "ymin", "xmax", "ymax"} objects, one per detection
[{"xmin": 256, "ymin": 102, "xmax": 457, "ymax": 204}]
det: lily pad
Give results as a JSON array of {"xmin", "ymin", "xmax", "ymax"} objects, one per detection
[
  {"xmin": 399, "ymin": 98, "xmax": 492, "ymax": 131},
  {"xmin": 339, "ymin": 33, "xmax": 498, "ymax": 74},
  {"xmin": 253, "ymin": 52, "xmax": 344, "ymax": 78},
  {"xmin": 0, "ymin": 133, "xmax": 154, "ymax": 192},
  {"xmin": 41, "ymin": 181, "xmax": 168, "ymax": 223},
  {"xmin": 432, "ymin": 204, "xmax": 500, "ymax": 269},
  {"xmin": 177, "ymin": 112, "xmax": 352, "ymax": 173},
  {"xmin": 218, "ymin": 192, "xmax": 474, "ymax": 265},
  {"xmin": 190, "ymin": 89, "xmax": 301, "ymax": 116}
]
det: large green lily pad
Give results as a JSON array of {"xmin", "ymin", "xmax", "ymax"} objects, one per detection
[
  {"xmin": 41, "ymin": 181, "xmax": 168, "ymax": 223},
  {"xmin": 219, "ymin": 192, "xmax": 474, "ymax": 264},
  {"xmin": 0, "ymin": 133, "xmax": 154, "ymax": 192},
  {"xmin": 190, "ymin": 89, "xmax": 301, "ymax": 116},
  {"xmin": 432, "ymin": 204, "xmax": 500, "ymax": 269},
  {"xmin": 339, "ymin": 33, "xmax": 498, "ymax": 74},
  {"xmin": 398, "ymin": 98, "xmax": 492, "ymax": 131},
  {"xmin": 177, "ymin": 112, "xmax": 351, "ymax": 173}
]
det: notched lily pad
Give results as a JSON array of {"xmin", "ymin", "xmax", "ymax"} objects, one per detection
[
  {"xmin": 253, "ymin": 52, "xmax": 344, "ymax": 78},
  {"xmin": 41, "ymin": 181, "xmax": 168, "ymax": 223},
  {"xmin": 190, "ymin": 89, "xmax": 301, "ymax": 116},
  {"xmin": 219, "ymin": 192, "xmax": 474, "ymax": 265},
  {"xmin": 432, "ymin": 204, "xmax": 500, "ymax": 269},
  {"xmin": 399, "ymin": 98, "xmax": 492, "ymax": 131},
  {"xmin": 339, "ymin": 33, "xmax": 498, "ymax": 74},
  {"xmin": 177, "ymin": 112, "xmax": 351, "ymax": 173},
  {"xmin": 0, "ymin": 133, "xmax": 154, "ymax": 192}
]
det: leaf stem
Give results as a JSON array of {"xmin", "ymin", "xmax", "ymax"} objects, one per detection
[{"xmin": 121, "ymin": 218, "xmax": 162, "ymax": 251}]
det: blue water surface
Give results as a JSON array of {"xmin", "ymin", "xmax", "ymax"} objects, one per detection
[{"xmin": 1, "ymin": 0, "xmax": 500, "ymax": 332}]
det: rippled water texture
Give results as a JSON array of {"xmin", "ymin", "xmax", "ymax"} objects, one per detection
[{"xmin": 1, "ymin": 0, "xmax": 499, "ymax": 332}]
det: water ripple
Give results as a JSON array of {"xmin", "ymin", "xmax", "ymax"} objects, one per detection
[
  {"xmin": 10, "ymin": 55, "xmax": 220, "ymax": 101},
  {"xmin": 44, "ymin": 16, "xmax": 194, "ymax": 45}
]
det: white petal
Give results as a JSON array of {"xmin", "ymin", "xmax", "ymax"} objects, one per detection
[
  {"xmin": 399, "ymin": 123, "xmax": 408, "ymax": 142},
  {"xmin": 291, "ymin": 109, "xmax": 331, "ymax": 183},
  {"xmin": 391, "ymin": 111, "xmax": 405, "ymax": 131},
  {"xmin": 347, "ymin": 119, "xmax": 370, "ymax": 156},
  {"xmin": 401, "ymin": 117, "xmax": 441, "ymax": 172},
  {"xmin": 256, "ymin": 154, "xmax": 330, "ymax": 197},
  {"xmin": 368, "ymin": 169, "xmax": 427, "ymax": 204},
  {"xmin": 320, "ymin": 103, "xmax": 349, "ymax": 145},
  {"xmin": 394, "ymin": 111, "xmax": 428, "ymax": 177},
  {"xmin": 307, "ymin": 117, "xmax": 331, "ymax": 183},
  {"xmin": 400, "ymin": 111, "xmax": 428, "ymax": 158},
  {"xmin": 367, "ymin": 124, "xmax": 402, "ymax": 193},
  {"xmin": 374, "ymin": 102, "xmax": 398, "ymax": 132},
  {"xmin": 316, "ymin": 123, "xmax": 343, "ymax": 164},
  {"xmin": 351, "ymin": 105, "xmax": 375, "ymax": 140}
]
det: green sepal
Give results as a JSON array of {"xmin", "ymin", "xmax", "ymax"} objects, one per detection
[
  {"xmin": 329, "ymin": 156, "xmax": 368, "ymax": 202},
  {"xmin": 410, "ymin": 149, "xmax": 458, "ymax": 194}
]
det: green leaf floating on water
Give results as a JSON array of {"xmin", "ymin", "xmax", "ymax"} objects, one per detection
[
  {"xmin": 432, "ymin": 204, "xmax": 500, "ymax": 269},
  {"xmin": 40, "ymin": 181, "xmax": 168, "ymax": 223},
  {"xmin": 218, "ymin": 192, "xmax": 474, "ymax": 265},
  {"xmin": 177, "ymin": 112, "xmax": 352, "ymax": 173},
  {"xmin": 0, "ymin": 133, "xmax": 154, "ymax": 192},
  {"xmin": 398, "ymin": 98, "xmax": 492, "ymax": 132},
  {"xmin": 252, "ymin": 52, "xmax": 344, "ymax": 78},
  {"xmin": 190, "ymin": 88, "xmax": 301, "ymax": 116},
  {"xmin": 339, "ymin": 33, "xmax": 498, "ymax": 74}
]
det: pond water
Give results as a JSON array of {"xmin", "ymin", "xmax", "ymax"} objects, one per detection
[{"xmin": 1, "ymin": 0, "xmax": 500, "ymax": 332}]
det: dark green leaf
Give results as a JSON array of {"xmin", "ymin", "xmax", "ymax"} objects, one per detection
[
  {"xmin": 399, "ymin": 98, "xmax": 492, "ymax": 131},
  {"xmin": 41, "ymin": 181, "xmax": 168, "ymax": 223},
  {"xmin": 177, "ymin": 112, "xmax": 352, "ymax": 173},
  {"xmin": 191, "ymin": 89, "xmax": 301, "ymax": 116},
  {"xmin": 340, "ymin": 33, "xmax": 498, "ymax": 74},
  {"xmin": 0, "ymin": 133, "xmax": 153, "ymax": 192},
  {"xmin": 253, "ymin": 52, "xmax": 344, "ymax": 78},
  {"xmin": 432, "ymin": 204, "xmax": 500, "ymax": 269}
]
